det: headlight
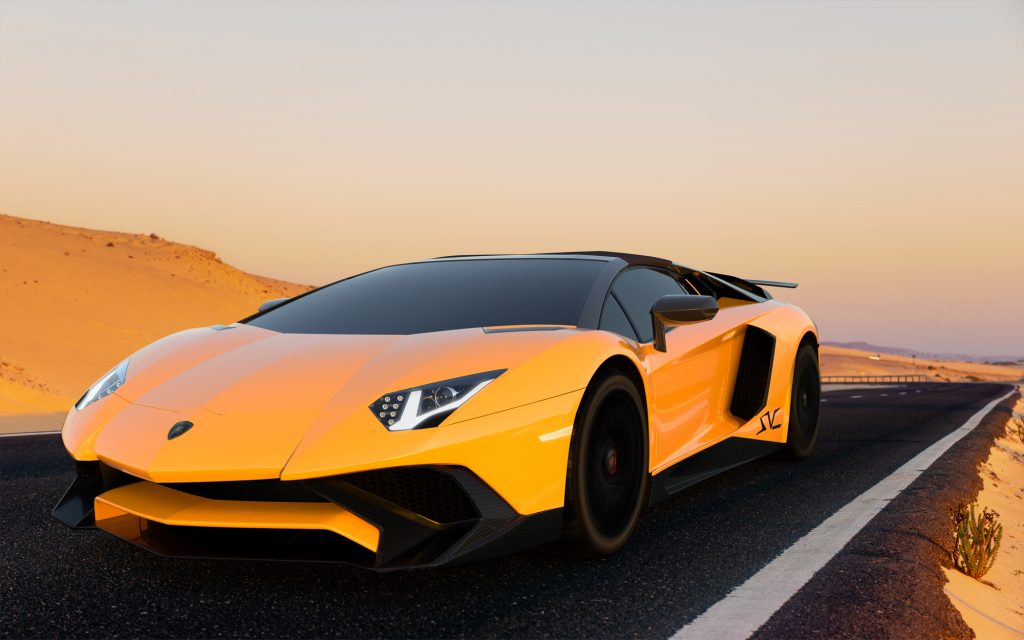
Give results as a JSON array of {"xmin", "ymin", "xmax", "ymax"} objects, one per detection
[
  {"xmin": 369, "ymin": 369, "xmax": 506, "ymax": 431},
  {"xmin": 75, "ymin": 358, "xmax": 130, "ymax": 410}
]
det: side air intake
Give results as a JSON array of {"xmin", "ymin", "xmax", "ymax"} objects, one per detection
[{"xmin": 730, "ymin": 326, "xmax": 776, "ymax": 421}]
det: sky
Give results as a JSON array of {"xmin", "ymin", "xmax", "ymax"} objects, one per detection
[{"xmin": 1, "ymin": 0, "xmax": 1022, "ymax": 356}]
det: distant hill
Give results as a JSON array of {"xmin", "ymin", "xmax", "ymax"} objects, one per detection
[
  {"xmin": 0, "ymin": 213, "xmax": 312, "ymax": 416},
  {"xmin": 823, "ymin": 341, "xmax": 1023, "ymax": 365},
  {"xmin": 820, "ymin": 345, "xmax": 1022, "ymax": 383}
]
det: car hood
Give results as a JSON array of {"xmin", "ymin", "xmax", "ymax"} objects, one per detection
[
  {"xmin": 84, "ymin": 323, "xmax": 588, "ymax": 482},
  {"xmin": 116, "ymin": 324, "xmax": 576, "ymax": 416}
]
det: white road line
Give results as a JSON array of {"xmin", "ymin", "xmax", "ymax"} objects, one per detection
[
  {"xmin": 881, "ymin": 394, "xmax": 888, "ymax": 397},
  {"xmin": 899, "ymin": 392, "xmax": 907, "ymax": 395},
  {"xmin": 850, "ymin": 395, "xmax": 863, "ymax": 399},
  {"xmin": 670, "ymin": 386, "xmax": 1015, "ymax": 640},
  {"xmin": 0, "ymin": 430, "xmax": 62, "ymax": 438}
]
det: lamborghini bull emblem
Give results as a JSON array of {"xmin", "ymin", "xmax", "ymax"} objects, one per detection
[{"xmin": 167, "ymin": 420, "xmax": 194, "ymax": 440}]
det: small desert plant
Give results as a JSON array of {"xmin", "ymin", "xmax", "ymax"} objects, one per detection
[
  {"xmin": 951, "ymin": 502, "xmax": 1002, "ymax": 579},
  {"xmin": 1010, "ymin": 413, "xmax": 1024, "ymax": 444}
]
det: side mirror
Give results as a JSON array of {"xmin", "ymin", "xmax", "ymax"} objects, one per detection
[
  {"xmin": 651, "ymin": 295, "xmax": 719, "ymax": 352},
  {"xmin": 258, "ymin": 298, "xmax": 290, "ymax": 313}
]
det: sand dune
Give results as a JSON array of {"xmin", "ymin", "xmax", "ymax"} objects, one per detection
[{"xmin": 0, "ymin": 214, "xmax": 311, "ymax": 422}]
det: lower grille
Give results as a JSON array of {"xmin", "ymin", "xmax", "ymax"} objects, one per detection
[
  {"xmin": 341, "ymin": 467, "xmax": 479, "ymax": 523},
  {"xmin": 164, "ymin": 467, "xmax": 480, "ymax": 523},
  {"xmin": 58, "ymin": 462, "xmax": 481, "ymax": 534},
  {"xmin": 165, "ymin": 479, "xmax": 326, "ymax": 503}
]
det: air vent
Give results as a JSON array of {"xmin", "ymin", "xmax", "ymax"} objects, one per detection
[
  {"xmin": 730, "ymin": 326, "xmax": 776, "ymax": 421},
  {"xmin": 341, "ymin": 467, "xmax": 479, "ymax": 523}
]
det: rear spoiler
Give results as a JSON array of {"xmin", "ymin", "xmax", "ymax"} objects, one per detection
[
  {"xmin": 705, "ymin": 272, "xmax": 798, "ymax": 300},
  {"xmin": 747, "ymin": 279, "xmax": 799, "ymax": 289}
]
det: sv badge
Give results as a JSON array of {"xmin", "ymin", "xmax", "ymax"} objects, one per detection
[{"xmin": 757, "ymin": 408, "xmax": 782, "ymax": 434}]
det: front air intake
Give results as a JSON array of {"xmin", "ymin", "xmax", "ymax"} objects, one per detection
[{"xmin": 340, "ymin": 467, "xmax": 479, "ymax": 523}]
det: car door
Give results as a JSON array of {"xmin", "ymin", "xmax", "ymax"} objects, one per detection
[{"xmin": 604, "ymin": 267, "xmax": 741, "ymax": 473}]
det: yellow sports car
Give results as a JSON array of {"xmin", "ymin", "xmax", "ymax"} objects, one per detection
[{"xmin": 54, "ymin": 252, "xmax": 820, "ymax": 570}]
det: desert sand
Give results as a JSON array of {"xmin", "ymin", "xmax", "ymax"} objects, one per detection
[
  {"xmin": 0, "ymin": 214, "xmax": 310, "ymax": 431},
  {"xmin": 821, "ymin": 345, "xmax": 1023, "ymax": 384},
  {"xmin": 943, "ymin": 393, "xmax": 1024, "ymax": 639}
]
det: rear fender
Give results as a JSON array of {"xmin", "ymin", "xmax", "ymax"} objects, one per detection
[{"xmin": 736, "ymin": 306, "xmax": 818, "ymax": 444}]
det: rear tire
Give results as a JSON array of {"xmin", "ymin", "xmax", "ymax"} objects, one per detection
[
  {"xmin": 561, "ymin": 374, "xmax": 649, "ymax": 556},
  {"xmin": 784, "ymin": 344, "xmax": 821, "ymax": 460}
]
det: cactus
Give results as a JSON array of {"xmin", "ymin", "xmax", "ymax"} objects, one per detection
[{"xmin": 951, "ymin": 502, "xmax": 1002, "ymax": 580}]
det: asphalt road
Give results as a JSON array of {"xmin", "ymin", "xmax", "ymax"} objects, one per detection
[{"xmin": 1, "ymin": 382, "xmax": 1016, "ymax": 639}]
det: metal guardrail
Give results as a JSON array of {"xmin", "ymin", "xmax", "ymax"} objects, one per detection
[{"xmin": 821, "ymin": 375, "xmax": 930, "ymax": 384}]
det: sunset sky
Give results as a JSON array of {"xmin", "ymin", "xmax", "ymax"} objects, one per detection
[{"xmin": 1, "ymin": 1, "xmax": 1022, "ymax": 356}]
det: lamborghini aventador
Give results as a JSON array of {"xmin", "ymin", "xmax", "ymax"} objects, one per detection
[{"xmin": 54, "ymin": 252, "xmax": 820, "ymax": 570}]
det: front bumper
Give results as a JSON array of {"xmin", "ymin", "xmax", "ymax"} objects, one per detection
[{"xmin": 53, "ymin": 461, "xmax": 562, "ymax": 571}]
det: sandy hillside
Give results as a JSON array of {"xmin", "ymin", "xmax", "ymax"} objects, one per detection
[
  {"xmin": 821, "ymin": 345, "xmax": 1024, "ymax": 383},
  {"xmin": 0, "ymin": 214, "xmax": 311, "ymax": 420}
]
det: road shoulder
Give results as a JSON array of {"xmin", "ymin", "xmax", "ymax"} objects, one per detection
[
  {"xmin": 0, "ymin": 412, "xmax": 65, "ymax": 435},
  {"xmin": 943, "ymin": 389, "xmax": 1024, "ymax": 639},
  {"xmin": 753, "ymin": 384, "xmax": 1020, "ymax": 640}
]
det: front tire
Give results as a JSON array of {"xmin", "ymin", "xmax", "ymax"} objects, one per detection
[
  {"xmin": 784, "ymin": 344, "xmax": 821, "ymax": 460},
  {"xmin": 562, "ymin": 373, "xmax": 649, "ymax": 556}
]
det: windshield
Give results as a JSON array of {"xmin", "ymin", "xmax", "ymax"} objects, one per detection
[{"xmin": 246, "ymin": 258, "xmax": 607, "ymax": 335}]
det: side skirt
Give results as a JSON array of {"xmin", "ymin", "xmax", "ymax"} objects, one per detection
[{"xmin": 649, "ymin": 437, "xmax": 783, "ymax": 504}]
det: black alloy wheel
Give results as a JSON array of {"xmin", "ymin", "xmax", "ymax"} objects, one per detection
[
  {"xmin": 784, "ymin": 344, "xmax": 821, "ymax": 459},
  {"xmin": 562, "ymin": 373, "xmax": 649, "ymax": 555}
]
